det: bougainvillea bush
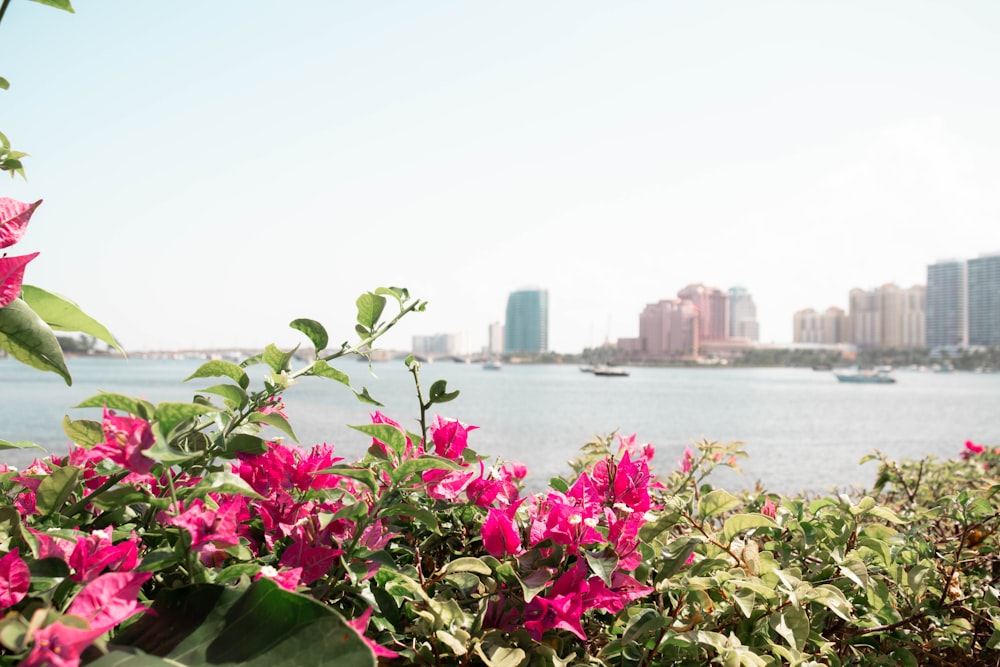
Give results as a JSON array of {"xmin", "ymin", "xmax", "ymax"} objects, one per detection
[{"xmin": 1, "ymin": 285, "xmax": 999, "ymax": 666}]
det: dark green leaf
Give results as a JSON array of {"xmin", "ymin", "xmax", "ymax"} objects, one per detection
[
  {"xmin": 75, "ymin": 392, "xmax": 152, "ymax": 416},
  {"xmin": 428, "ymin": 379, "xmax": 459, "ymax": 404},
  {"xmin": 20, "ymin": 284, "xmax": 124, "ymax": 354},
  {"xmin": 36, "ymin": 465, "xmax": 80, "ymax": 516},
  {"xmin": 223, "ymin": 433, "xmax": 267, "ymax": 456},
  {"xmin": 390, "ymin": 455, "xmax": 463, "ymax": 484},
  {"xmin": 196, "ymin": 383, "xmax": 248, "ymax": 409},
  {"xmin": 353, "ymin": 387, "xmax": 383, "ymax": 406},
  {"xmin": 314, "ymin": 465, "xmax": 378, "ymax": 494},
  {"xmin": 188, "ymin": 472, "xmax": 265, "ymax": 500},
  {"xmin": 0, "ymin": 77, "xmax": 8, "ymax": 91},
  {"xmin": 155, "ymin": 402, "xmax": 214, "ymax": 436},
  {"xmin": 185, "ymin": 360, "xmax": 249, "ymax": 389},
  {"xmin": 382, "ymin": 503, "xmax": 440, "ymax": 533},
  {"xmin": 0, "ymin": 298, "xmax": 71, "ymax": 385},
  {"xmin": 289, "ymin": 318, "xmax": 328, "ymax": 353}
]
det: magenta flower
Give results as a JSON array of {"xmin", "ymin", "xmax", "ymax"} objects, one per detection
[
  {"xmin": 68, "ymin": 527, "xmax": 139, "ymax": 583},
  {"xmin": 761, "ymin": 498, "xmax": 777, "ymax": 518},
  {"xmin": 523, "ymin": 563, "xmax": 589, "ymax": 641},
  {"xmin": 66, "ymin": 571, "xmax": 152, "ymax": 634},
  {"xmin": 482, "ymin": 505, "xmax": 522, "ymax": 558},
  {"xmin": 0, "ymin": 197, "xmax": 41, "ymax": 307},
  {"xmin": 21, "ymin": 621, "xmax": 107, "ymax": 667},
  {"xmin": 429, "ymin": 415, "xmax": 478, "ymax": 460},
  {"xmin": 422, "ymin": 467, "xmax": 476, "ymax": 500},
  {"xmin": 584, "ymin": 571, "xmax": 654, "ymax": 613},
  {"xmin": 254, "ymin": 565, "xmax": 303, "ymax": 591},
  {"xmin": 92, "ymin": 408, "xmax": 156, "ymax": 474},
  {"xmin": 163, "ymin": 497, "xmax": 242, "ymax": 566},
  {"xmin": 346, "ymin": 607, "xmax": 399, "ymax": 659},
  {"xmin": 0, "ymin": 547, "xmax": 30, "ymax": 609},
  {"xmin": 962, "ymin": 440, "xmax": 986, "ymax": 459},
  {"xmin": 679, "ymin": 445, "xmax": 695, "ymax": 474}
]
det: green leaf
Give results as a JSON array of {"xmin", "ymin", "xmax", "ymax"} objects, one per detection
[
  {"xmin": 61, "ymin": 416, "xmax": 104, "ymax": 447},
  {"xmin": 0, "ymin": 438, "xmax": 44, "ymax": 451},
  {"xmin": 382, "ymin": 503, "xmax": 440, "ymax": 533},
  {"xmin": 0, "ymin": 298, "xmax": 71, "ymax": 384},
  {"xmin": 27, "ymin": 0, "xmax": 75, "ymax": 12},
  {"xmin": 356, "ymin": 292, "xmax": 386, "ymax": 332},
  {"xmin": 185, "ymin": 360, "xmax": 249, "ymax": 389},
  {"xmin": 770, "ymin": 605, "xmax": 809, "ymax": 651},
  {"xmin": 197, "ymin": 383, "xmax": 248, "ymax": 408},
  {"xmin": 20, "ymin": 285, "xmax": 123, "ymax": 354},
  {"xmin": 36, "ymin": 465, "xmax": 80, "ymax": 516},
  {"xmin": 390, "ymin": 455, "xmax": 464, "ymax": 484},
  {"xmin": 0, "ymin": 77, "xmax": 9, "ymax": 91},
  {"xmin": 722, "ymin": 513, "xmax": 780, "ymax": 542},
  {"xmin": 440, "ymin": 557, "xmax": 493, "ymax": 577},
  {"xmin": 223, "ymin": 433, "xmax": 267, "ymax": 456},
  {"xmin": 262, "ymin": 343, "xmax": 296, "ymax": 374},
  {"xmin": 309, "ymin": 360, "xmax": 350, "ymax": 385},
  {"xmin": 89, "ymin": 486, "xmax": 164, "ymax": 511},
  {"xmin": 250, "ymin": 411, "xmax": 298, "ymax": 443},
  {"xmin": 188, "ymin": 472, "xmax": 265, "ymax": 500},
  {"xmin": 75, "ymin": 392, "xmax": 152, "ymax": 416},
  {"xmin": 350, "ymin": 423, "xmax": 407, "ymax": 457},
  {"xmin": 155, "ymin": 402, "xmax": 214, "ymax": 436},
  {"xmin": 314, "ymin": 465, "xmax": 378, "ymax": 494},
  {"xmin": 809, "ymin": 584, "xmax": 854, "ymax": 622},
  {"xmin": 839, "ymin": 557, "xmax": 870, "ymax": 592},
  {"xmin": 583, "ymin": 547, "xmax": 619, "ymax": 587},
  {"xmin": 428, "ymin": 379, "xmax": 459, "ymax": 404},
  {"xmin": 289, "ymin": 318, "xmax": 328, "ymax": 353},
  {"xmin": 698, "ymin": 488, "xmax": 741, "ymax": 519},
  {"xmin": 354, "ymin": 387, "xmax": 383, "ymax": 406}
]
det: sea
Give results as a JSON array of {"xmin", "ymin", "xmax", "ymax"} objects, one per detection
[{"xmin": 2, "ymin": 357, "xmax": 999, "ymax": 497}]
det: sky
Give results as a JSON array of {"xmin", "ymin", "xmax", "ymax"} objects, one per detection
[{"xmin": 2, "ymin": 1, "xmax": 999, "ymax": 354}]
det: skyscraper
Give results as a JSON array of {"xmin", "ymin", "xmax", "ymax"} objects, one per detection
[
  {"xmin": 728, "ymin": 286, "xmax": 759, "ymax": 341},
  {"xmin": 677, "ymin": 283, "xmax": 729, "ymax": 341},
  {"xmin": 968, "ymin": 253, "xmax": 1000, "ymax": 346},
  {"xmin": 926, "ymin": 260, "xmax": 968, "ymax": 349},
  {"xmin": 504, "ymin": 288, "xmax": 549, "ymax": 354}
]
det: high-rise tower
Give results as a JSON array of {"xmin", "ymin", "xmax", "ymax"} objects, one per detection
[
  {"xmin": 968, "ymin": 253, "xmax": 1000, "ymax": 346},
  {"xmin": 926, "ymin": 260, "xmax": 968, "ymax": 349},
  {"xmin": 504, "ymin": 288, "xmax": 549, "ymax": 354}
]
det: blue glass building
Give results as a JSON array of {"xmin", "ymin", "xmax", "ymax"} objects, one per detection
[{"xmin": 504, "ymin": 288, "xmax": 549, "ymax": 354}]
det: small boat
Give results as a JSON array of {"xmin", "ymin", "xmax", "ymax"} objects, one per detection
[
  {"xmin": 483, "ymin": 360, "xmax": 502, "ymax": 370},
  {"xmin": 579, "ymin": 365, "xmax": 595, "ymax": 373},
  {"xmin": 591, "ymin": 365, "xmax": 629, "ymax": 377},
  {"xmin": 834, "ymin": 367, "xmax": 895, "ymax": 384}
]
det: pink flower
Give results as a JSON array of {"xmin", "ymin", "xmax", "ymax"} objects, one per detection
[
  {"xmin": 346, "ymin": 607, "xmax": 399, "ymax": 659},
  {"xmin": 761, "ymin": 498, "xmax": 777, "ymax": 518},
  {"xmin": 0, "ymin": 197, "xmax": 42, "ymax": 307},
  {"xmin": 0, "ymin": 548, "xmax": 30, "ymax": 609},
  {"xmin": 163, "ymin": 497, "xmax": 242, "ymax": 566},
  {"xmin": 523, "ymin": 563, "xmax": 589, "ymax": 641},
  {"xmin": 679, "ymin": 445, "xmax": 695, "ymax": 474},
  {"xmin": 92, "ymin": 409, "xmax": 156, "ymax": 474},
  {"xmin": 429, "ymin": 415, "xmax": 478, "ymax": 460},
  {"xmin": 68, "ymin": 528, "xmax": 139, "ymax": 583},
  {"xmin": 963, "ymin": 440, "xmax": 985, "ymax": 459},
  {"xmin": 21, "ymin": 621, "xmax": 106, "ymax": 667},
  {"xmin": 254, "ymin": 565, "xmax": 303, "ymax": 591},
  {"xmin": 422, "ymin": 467, "xmax": 475, "ymax": 500},
  {"xmin": 65, "ymin": 571, "xmax": 152, "ymax": 633},
  {"xmin": 482, "ymin": 505, "xmax": 522, "ymax": 558}
]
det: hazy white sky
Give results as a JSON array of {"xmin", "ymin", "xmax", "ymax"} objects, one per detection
[{"xmin": 3, "ymin": 1, "xmax": 999, "ymax": 353}]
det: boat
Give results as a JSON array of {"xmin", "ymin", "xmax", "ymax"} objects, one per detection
[
  {"xmin": 482, "ymin": 360, "xmax": 502, "ymax": 370},
  {"xmin": 834, "ymin": 367, "xmax": 896, "ymax": 384},
  {"xmin": 591, "ymin": 365, "xmax": 629, "ymax": 377}
]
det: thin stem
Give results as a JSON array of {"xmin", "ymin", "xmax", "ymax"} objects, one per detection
[
  {"xmin": 64, "ymin": 470, "xmax": 129, "ymax": 517},
  {"xmin": 0, "ymin": 0, "xmax": 12, "ymax": 28}
]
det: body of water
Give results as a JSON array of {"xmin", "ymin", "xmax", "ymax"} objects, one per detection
[{"xmin": 2, "ymin": 357, "xmax": 999, "ymax": 496}]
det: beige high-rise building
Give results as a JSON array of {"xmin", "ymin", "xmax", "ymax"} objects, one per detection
[
  {"xmin": 847, "ymin": 283, "xmax": 926, "ymax": 349},
  {"xmin": 793, "ymin": 307, "xmax": 847, "ymax": 344}
]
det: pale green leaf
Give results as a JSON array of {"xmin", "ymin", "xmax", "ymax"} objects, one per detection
[
  {"xmin": 722, "ymin": 513, "xmax": 780, "ymax": 542},
  {"xmin": 185, "ymin": 360, "xmax": 249, "ymax": 389},
  {"xmin": 698, "ymin": 488, "xmax": 741, "ymax": 519},
  {"xmin": 289, "ymin": 318, "xmax": 328, "ymax": 353},
  {"xmin": 20, "ymin": 285, "xmax": 123, "ymax": 354}
]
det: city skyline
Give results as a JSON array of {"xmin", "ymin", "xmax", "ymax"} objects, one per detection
[{"xmin": 3, "ymin": 2, "xmax": 1000, "ymax": 355}]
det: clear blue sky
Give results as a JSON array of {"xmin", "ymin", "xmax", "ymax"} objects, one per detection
[{"xmin": 3, "ymin": 1, "xmax": 999, "ymax": 353}]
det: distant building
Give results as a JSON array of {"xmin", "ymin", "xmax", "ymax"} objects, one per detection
[
  {"xmin": 620, "ymin": 298, "xmax": 699, "ymax": 358},
  {"xmin": 678, "ymin": 283, "xmax": 729, "ymax": 341},
  {"xmin": 504, "ymin": 288, "xmax": 549, "ymax": 354},
  {"xmin": 412, "ymin": 332, "xmax": 469, "ymax": 356},
  {"xmin": 793, "ymin": 307, "xmax": 847, "ymax": 344},
  {"xmin": 846, "ymin": 283, "xmax": 925, "ymax": 349},
  {"xmin": 968, "ymin": 253, "xmax": 1000, "ymax": 346},
  {"xmin": 487, "ymin": 321, "xmax": 504, "ymax": 355},
  {"xmin": 926, "ymin": 260, "xmax": 968, "ymax": 349},
  {"xmin": 728, "ymin": 286, "xmax": 759, "ymax": 341}
]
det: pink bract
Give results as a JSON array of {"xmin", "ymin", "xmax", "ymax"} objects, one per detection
[
  {"xmin": 0, "ymin": 547, "xmax": 30, "ymax": 608},
  {"xmin": 0, "ymin": 197, "xmax": 41, "ymax": 249}
]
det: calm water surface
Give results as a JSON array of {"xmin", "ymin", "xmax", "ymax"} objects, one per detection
[{"xmin": 2, "ymin": 357, "xmax": 999, "ymax": 495}]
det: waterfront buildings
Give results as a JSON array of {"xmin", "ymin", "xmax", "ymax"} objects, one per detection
[
  {"xmin": 487, "ymin": 321, "xmax": 504, "ymax": 356},
  {"xmin": 728, "ymin": 286, "xmax": 760, "ymax": 342},
  {"xmin": 795, "ymin": 283, "xmax": 925, "ymax": 349},
  {"xmin": 504, "ymin": 288, "xmax": 549, "ymax": 354},
  {"xmin": 412, "ymin": 332, "xmax": 470, "ymax": 357},
  {"xmin": 618, "ymin": 283, "xmax": 756, "ymax": 360},
  {"xmin": 926, "ymin": 260, "xmax": 968, "ymax": 349},
  {"xmin": 793, "ymin": 307, "xmax": 847, "ymax": 345},
  {"xmin": 968, "ymin": 253, "xmax": 1000, "ymax": 346}
]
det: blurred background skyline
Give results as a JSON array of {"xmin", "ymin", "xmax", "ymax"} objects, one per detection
[{"xmin": 2, "ymin": 1, "xmax": 999, "ymax": 353}]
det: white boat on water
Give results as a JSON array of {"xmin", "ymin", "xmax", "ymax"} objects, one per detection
[
  {"xmin": 834, "ymin": 366, "xmax": 896, "ymax": 384},
  {"xmin": 483, "ymin": 360, "xmax": 502, "ymax": 370},
  {"xmin": 591, "ymin": 365, "xmax": 629, "ymax": 377}
]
